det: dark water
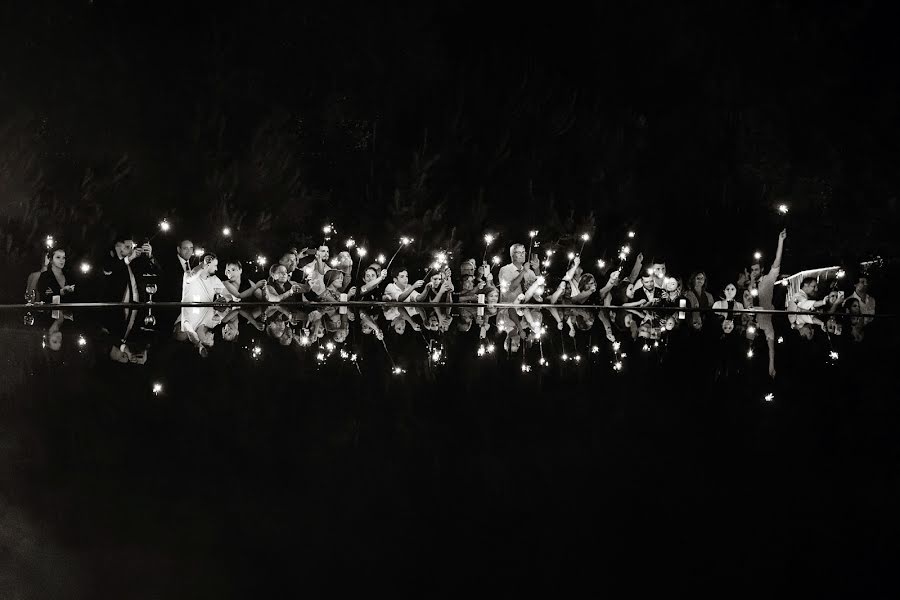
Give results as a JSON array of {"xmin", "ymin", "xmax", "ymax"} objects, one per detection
[{"xmin": 1, "ymin": 304, "xmax": 898, "ymax": 597}]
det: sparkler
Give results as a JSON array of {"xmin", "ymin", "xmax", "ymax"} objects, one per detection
[
  {"xmin": 482, "ymin": 233, "xmax": 495, "ymax": 264},
  {"xmin": 80, "ymin": 262, "xmax": 91, "ymax": 274},
  {"xmin": 777, "ymin": 203, "xmax": 789, "ymax": 215},
  {"xmin": 385, "ymin": 237, "xmax": 413, "ymax": 272},
  {"xmin": 354, "ymin": 247, "xmax": 367, "ymax": 282},
  {"xmin": 148, "ymin": 219, "xmax": 171, "ymax": 242},
  {"xmin": 194, "ymin": 248, "xmax": 205, "ymax": 257},
  {"xmin": 764, "ymin": 393, "xmax": 775, "ymax": 402},
  {"xmin": 222, "ymin": 227, "xmax": 232, "ymax": 237},
  {"xmin": 528, "ymin": 230, "xmax": 539, "ymax": 263},
  {"xmin": 753, "ymin": 251, "xmax": 762, "ymax": 261},
  {"xmin": 345, "ymin": 238, "xmax": 355, "ymax": 249},
  {"xmin": 152, "ymin": 382, "xmax": 164, "ymax": 395},
  {"xmin": 836, "ymin": 269, "xmax": 845, "ymax": 279},
  {"xmin": 376, "ymin": 254, "xmax": 386, "ymax": 265},
  {"xmin": 257, "ymin": 255, "xmax": 267, "ymax": 267},
  {"xmin": 44, "ymin": 235, "xmax": 55, "ymax": 249},
  {"xmin": 77, "ymin": 336, "xmax": 87, "ymax": 347}
]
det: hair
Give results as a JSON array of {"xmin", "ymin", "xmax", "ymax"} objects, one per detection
[
  {"xmin": 323, "ymin": 269, "xmax": 343, "ymax": 289},
  {"xmin": 460, "ymin": 273, "xmax": 474, "ymax": 284},
  {"xmin": 178, "ymin": 239, "xmax": 193, "ymax": 248},
  {"xmin": 200, "ymin": 252, "xmax": 217, "ymax": 265},
  {"xmin": 269, "ymin": 263, "xmax": 286, "ymax": 278},
  {"xmin": 801, "ymin": 276, "xmax": 817, "ymax": 289},
  {"xmin": 509, "ymin": 243, "xmax": 525, "ymax": 260},
  {"xmin": 113, "ymin": 234, "xmax": 137, "ymax": 245},
  {"xmin": 688, "ymin": 271, "xmax": 707, "ymax": 292},
  {"xmin": 579, "ymin": 273, "xmax": 596, "ymax": 290},
  {"xmin": 226, "ymin": 260, "xmax": 243, "ymax": 269},
  {"xmin": 368, "ymin": 263, "xmax": 382, "ymax": 275},
  {"xmin": 391, "ymin": 266, "xmax": 408, "ymax": 281},
  {"xmin": 46, "ymin": 246, "xmax": 66, "ymax": 261}
]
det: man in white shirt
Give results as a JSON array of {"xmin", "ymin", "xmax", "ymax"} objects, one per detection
[
  {"xmin": 848, "ymin": 275, "xmax": 875, "ymax": 324},
  {"xmin": 179, "ymin": 253, "xmax": 234, "ymax": 335},
  {"xmin": 382, "ymin": 268, "xmax": 425, "ymax": 333},
  {"xmin": 498, "ymin": 243, "xmax": 537, "ymax": 303}
]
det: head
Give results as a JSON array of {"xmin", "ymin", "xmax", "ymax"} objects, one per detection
[
  {"xmin": 664, "ymin": 316, "xmax": 676, "ymax": 331},
  {"xmin": 177, "ymin": 240, "xmax": 194, "ymax": 261},
  {"xmin": 225, "ymin": 261, "xmax": 243, "ymax": 282},
  {"xmin": 652, "ymin": 262, "xmax": 667, "ymax": 282},
  {"xmin": 48, "ymin": 248, "xmax": 66, "ymax": 270},
  {"xmin": 664, "ymin": 276, "xmax": 680, "ymax": 294},
  {"xmin": 392, "ymin": 268, "xmax": 409, "ymax": 287},
  {"xmin": 318, "ymin": 245, "xmax": 330, "ymax": 262},
  {"xmin": 510, "ymin": 244, "xmax": 526, "ymax": 266},
  {"xmin": 723, "ymin": 283, "xmax": 737, "ymax": 301},
  {"xmin": 460, "ymin": 259, "xmax": 476, "ymax": 278},
  {"xmin": 266, "ymin": 319, "xmax": 286, "ymax": 339},
  {"xmin": 114, "ymin": 236, "xmax": 137, "ymax": 259},
  {"xmin": 749, "ymin": 262, "xmax": 762, "ymax": 282},
  {"xmin": 222, "ymin": 321, "xmax": 239, "ymax": 341},
  {"xmin": 641, "ymin": 274, "xmax": 655, "ymax": 292},
  {"xmin": 392, "ymin": 318, "xmax": 407, "ymax": 335},
  {"xmin": 429, "ymin": 272, "xmax": 442, "ymax": 290},
  {"xmin": 337, "ymin": 251, "xmax": 352, "ymax": 269},
  {"xmin": 801, "ymin": 277, "xmax": 818, "ymax": 298},
  {"xmin": 854, "ymin": 275, "xmax": 869, "ymax": 296},
  {"xmin": 845, "ymin": 297, "xmax": 861, "ymax": 315},
  {"xmin": 279, "ymin": 251, "xmax": 298, "ymax": 273},
  {"xmin": 689, "ymin": 272, "xmax": 707, "ymax": 292},
  {"xmin": 47, "ymin": 330, "xmax": 63, "ymax": 351},
  {"xmin": 364, "ymin": 267, "xmax": 379, "ymax": 284},
  {"xmin": 200, "ymin": 253, "xmax": 218, "ymax": 275},
  {"xmin": 798, "ymin": 323, "xmax": 814, "ymax": 340},
  {"xmin": 742, "ymin": 288, "xmax": 754, "ymax": 308},
  {"xmin": 324, "ymin": 269, "xmax": 344, "ymax": 290},
  {"xmin": 721, "ymin": 319, "xmax": 735, "ymax": 334},
  {"xmin": 369, "ymin": 263, "xmax": 382, "ymax": 277},
  {"xmin": 460, "ymin": 274, "xmax": 475, "ymax": 292},
  {"xmin": 484, "ymin": 287, "xmax": 499, "ymax": 304},
  {"xmin": 269, "ymin": 264, "xmax": 289, "ymax": 283}
]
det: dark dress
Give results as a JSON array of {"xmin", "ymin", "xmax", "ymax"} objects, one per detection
[{"xmin": 37, "ymin": 270, "xmax": 69, "ymax": 303}]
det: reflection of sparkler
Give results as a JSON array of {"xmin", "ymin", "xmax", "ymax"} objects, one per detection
[
  {"xmin": 77, "ymin": 335, "xmax": 87, "ymax": 347},
  {"xmin": 222, "ymin": 227, "xmax": 231, "ymax": 237},
  {"xmin": 152, "ymin": 382, "xmax": 164, "ymax": 395},
  {"xmin": 765, "ymin": 393, "xmax": 775, "ymax": 402},
  {"xmin": 777, "ymin": 204, "xmax": 789, "ymax": 215}
]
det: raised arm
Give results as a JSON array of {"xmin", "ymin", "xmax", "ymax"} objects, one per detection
[
  {"xmin": 628, "ymin": 252, "xmax": 644, "ymax": 285},
  {"xmin": 769, "ymin": 230, "xmax": 787, "ymax": 277}
]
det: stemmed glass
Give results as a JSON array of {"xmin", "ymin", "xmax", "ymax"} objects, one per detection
[
  {"xmin": 145, "ymin": 282, "xmax": 158, "ymax": 303},
  {"xmin": 25, "ymin": 289, "xmax": 37, "ymax": 305}
]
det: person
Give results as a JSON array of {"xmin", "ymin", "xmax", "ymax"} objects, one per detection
[
  {"xmin": 25, "ymin": 252, "xmax": 50, "ymax": 301},
  {"xmin": 749, "ymin": 229, "xmax": 786, "ymax": 376},
  {"xmin": 265, "ymin": 264, "xmax": 305, "ymax": 303},
  {"xmin": 303, "ymin": 246, "xmax": 330, "ymax": 296},
  {"xmin": 358, "ymin": 266, "xmax": 388, "ymax": 302},
  {"xmin": 321, "ymin": 269, "xmax": 356, "ymax": 302},
  {"xmin": 160, "ymin": 239, "xmax": 195, "ymax": 301},
  {"xmin": 102, "ymin": 236, "xmax": 155, "ymax": 303},
  {"xmin": 498, "ymin": 243, "xmax": 538, "ymax": 302},
  {"xmin": 684, "ymin": 272, "xmax": 714, "ymax": 331},
  {"xmin": 37, "ymin": 248, "xmax": 76, "ymax": 303},
  {"xmin": 627, "ymin": 272, "xmax": 660, "ymax": 305},
  {"xmin": 382, "ymin": 267, "xmax": 425, "ymax": 334},
  {"xmin": 179, "ymin": 253, "xmax": 234, "ymax": 354},
  {"xmin": 650, "ymin": 260, "xmax": 667, "ymax": 290},
  {"xmin": 223, "ymin": 260, "xmax": 267, "ymax": 300},
  {"xmin": 847, "ymin": 274, "xmax": 875, "ymax": 325},
  {"xmin": 712, "ymin": 283, "xmax": 744, "ymax": 334},
  {"xmin": 788, "ymin": 276, "xmax": 833, "ymax": 339}
]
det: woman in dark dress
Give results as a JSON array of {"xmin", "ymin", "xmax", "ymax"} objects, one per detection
[{"xmin": 37, "ymin": 248, "xmax": 76, "ymax": 303}]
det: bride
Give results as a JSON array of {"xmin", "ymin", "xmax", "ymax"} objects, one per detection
[{"xmin": 178, "ymin": 253, "xmax": 236, "ymax": 354}]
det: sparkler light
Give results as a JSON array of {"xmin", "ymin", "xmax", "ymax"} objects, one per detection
[
  {"xmin": 777, "ymin": 204, "xmax": 789, "ymax": 215},
  {"xmin": 477, "ymin": 345, "xmax": 486, "ymax": 357},
  {"xmin": 561, "ymin": 353, "xmax": 569, "ymax": 361},
  {"xmin": 622, "ymin": 245, "xmax": 631, "ymax": 255},
  {"xmin": 484, "ymin": 234, "xmax": 494, "ymax": 245},
  {"xmin": 836, "ymin": 269, "xmax": 845, "ymax": 279},
  {"xmin": 257, "ymin": 255, "xmax": 267, "ymax": 267},
  {"xmin": 642, "ymin": 344, "xmax": 650, "ymax": 352},
  {"xmin": 748, "ymin": 326, "xmax": 757, "ymax": 335},
  {"xmin": 325, "ymin": 341, "xmax": 335, "ymax": 352},
  {"xmin": 194, "ymin": 248, "xmax": 205, "ymax": 257},
  {"xmin": 612, "ymin": 341, "xmax": 621, "ymax": 352},
  {"xmin": 159, "ymin": 219, "xmax": 171, "ymax": 232},
  {"xmin": 627, "ymin": 231, "xmax": 635, "ymax": 238},
  {"xmin": 80, "ymin": 262, "xmax": 91, "ymax": 274},
  {"xmin": 747, "ymin": 349, "xmax": 754, "ymax": 358},
  {"xmin": 765, "ymin": 393, "xmax": 775, "ymax": 402},
  {"xmin": 613, "ymin": 361, "xmax": 623, "ymax": 371},
  {"xmin": 529, "ymin": 230, "xmax": 538, "ymax": 238},
  {"xmin": 487, "ymin": 344, "xmax": 495, "ymax": 354},
  {"xmin": 345, "ymin": 238, "xmax": 355, "ymax": 248},
  {"xmin": 392, "ymin": 367, "xmax": 406, "ymax": 375},
  {"xmin": 222, "ymin": 227, "xmax": 231, "ymax": 237},
  {"xmin": 152, "ymin": 382, "xmax": 163, "ymax": 395},
  {"xmin": 751, "ymin": 288, "xmax": 759, "ymax": 297},
  {"xmin": 492, "ymin": 256, "xmax": 501, "ymax": 265},
  {"xmin": 567, "ymin": 252, "xmax": 575, "ymax": 260},
  {"xmin": 45, "ymin": 235, "xmax": 55, "ymax": 249},
  {"xmin": 77, "ymin": 336, "xmax": 87, "ymax": 347},
  {"xmin": 829, "ymin": 351, "xmax": 839, "ymax": 360},
  {"xmin": 777, "ymin": 336, "xmax": 784, "ymax": 344},
  {"xmin": 356, "ymin": 247, "xmax": 367, "ymax": 258},
  {"xmin": 377, "ymin": 254, "xmax": 386, "ymax": 264},
  {"xmin": 300, "ymin": 335, "xmax": 310, "ymax": 345},
  {"xmin": 317, "ymin": 352, "xmax": 326, "ymax": 361},
  {"xmin": 386, "ymin": 237, "xmax": 413, "ymax": 271},
  {"xmin": 753, "ymin": 251, "xmax": 762, "ymax": 260},
  {"xmin": 597, "ymin": 259, "xmax": 606, "ymax": 268},
  {"xmin": 251, "ymin": 346, "xmax": 262, "ymax": 358},
  {"xmin": 591, "ymin": 346, "xmax": 600, "ymax": 353},
  {"xmin": 323, "ymin": 225, "xmax": 333, "ymax": 235},
  {"xmin": 521, "ymin": 364, "xmax": 531, "ymax": 373}
]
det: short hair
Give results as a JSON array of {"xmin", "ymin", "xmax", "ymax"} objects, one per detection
[
  {"xmin": 323, "ymin": 269, "xmax": 342, "ymax": 289},
  {"xmin": 269, "ymin": 263, "xmax": 286, "ymax": 277},
  {"xmin": 509, "ymin": 244, "xmax": 525, "ymax": 259},
  {"xmin": 801, "ymin": 276, "xmax": 817, "ymax": 288},
  {"xmin": 460, "ymin": 273, "xmax": 474, "ymax": 283},
  {"xmin": 113, "ymin": 234, "xmax": 136, "ymax": 245},
  {"xmin": 200, "ymin": 252, "xmax": 217, "ymax": 265},
  {"xmin": 391, "ymin": 266, "xmax": 408, "ymax": 280},
  {"xmin": 226, "ymin": 260, "xmax": 243, "ymax": 269},
  {"xmin": 178, "ymin": 239, "xmax": 193, "ymax": 248}
]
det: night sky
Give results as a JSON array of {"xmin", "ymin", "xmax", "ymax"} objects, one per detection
[{"xmin": 1, "ymin": 1, "xmax": 898, "ymax": 286}]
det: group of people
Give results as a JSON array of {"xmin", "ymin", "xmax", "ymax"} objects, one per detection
[{"xmin": 24, "ymin": 227, "xmax": 878, "ymax": 373}]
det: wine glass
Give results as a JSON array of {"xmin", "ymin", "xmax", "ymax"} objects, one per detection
[
  {"xmin": 145, "ymin": 282, "xmax": 158, "ymax": 303},
  {"xmin": 25, "ymin": 289, "xmax": 37, "ymax": 305}
]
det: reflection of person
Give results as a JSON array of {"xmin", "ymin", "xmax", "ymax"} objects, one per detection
[
  {"xmin": 25, "ymin": 252, "xmax": 50, "ymax": 300},
  {"xmin": 179, "ymin": 254, "xmax": 233, "ymax": 353},
  {"xmin": 102, "ymin": 236, "xmax": 155, "ymax": 303},
  {"xmin": 37, "ymin": 248, "xmax": 76, "ymax": 303},
  {"xmin": 847, "ymin": 275, "xmax": 875, "ymax": 325},
  {"xmin": 160, "ymin": 239, "xmax": 195, "ymax": 301},
  {"xmin": 498, "ymin": 244, "xmax": 537, "ymax": 303}
]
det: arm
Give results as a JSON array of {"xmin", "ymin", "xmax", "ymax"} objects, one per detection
[
  {"xmin": 768, "ymin": 229, "xmax": 787, "ymax": 278},
  {"xmin": 265, "ymin": 284, "xmax": 294, "ymax": 303},
  {"xmin": 628, "ymin": 253, "xmax": 644, "ymax": 284}
]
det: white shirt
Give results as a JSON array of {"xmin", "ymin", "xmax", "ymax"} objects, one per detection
[
  {"xmin": 383, "ymin": 282, "xmax": 419, "ymax": 320},
  {"xmin": 180, "ymin": 271, "xmax": 226, "ymax": 332},
  {"xmin": 177, "ymin": 255, "xmax": 190, "ymax": 273},
  {"xmin": 498, "ymin": 263, "xmax": 536, "ymax": 302}
]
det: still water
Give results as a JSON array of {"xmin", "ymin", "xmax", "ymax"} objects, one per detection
[{"xmin": 1, "ymin": 303, "xmax": 898, "ymax": 596}]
